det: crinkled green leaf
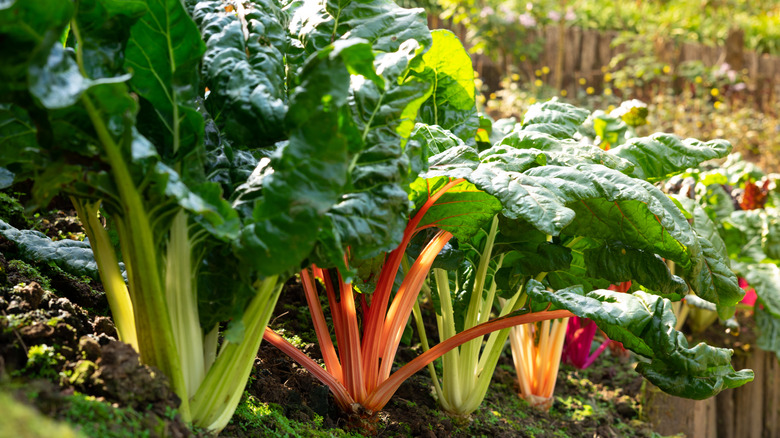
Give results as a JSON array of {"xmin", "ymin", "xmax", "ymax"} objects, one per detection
[
  {"xmin": 527, "ymin": 280, "xmax": 753, "ymax": 399},
  {"xmin": 721, "ymin": 210, "xmax": 767, "ymax": 262},
  {"xmin": 495, "ymin": 130, "xmax": 633, "ymax": 172},
  {"xmin": 495, "ymin": 241, "xmax": 572, "ymax": 290},
  {"xmin": 235, "ymin": 42, "xmax": 363, "ymax": 275},
  {"xmin": 188, "ymin": 0, "xmax": 290, "ymax": 147},
  {"xmin": 686, "ymin": 235, "xmax": 743, "ymax": 317},
  {"xmin": 547, "ymin": 236, "xmax": 611, "ymax": 292},
  {"xmin": 672, "ymin": 195, "xmax": 729, "ymax": 261},
  {"xmin": 291, "ymin": 0, "xmax": 431, "ymax": 56},
  {"xmin": 411, "ymin": 123, "xmax": 467, "ymax": 155},
  {"xmin": 610, "ymin": 134, "xmax": 732, "ymax": 183},
  {"xmin": 520, "ymin": 100, "xmax": 589, "ymax": 139},
  {"xmin": 584, "ymin": 243, "xmax": 687, "ymax": 299},
  {"xmin": 414, "ymin": 30, "xmax": 478, "ymax": 142}
]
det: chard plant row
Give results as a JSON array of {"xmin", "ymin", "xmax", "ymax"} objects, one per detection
[{"xmin": 0, "ymin": 0, "xmax": 754, "ymax": 433}]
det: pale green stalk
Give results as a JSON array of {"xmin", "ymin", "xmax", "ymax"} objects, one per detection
[
  {"xmin": 203, "ymin": 324, "xmax": 219, "ymax": 372},
  {"xmin": 190, "ymin": 276, "xmax": 282, "ymax": 431},
  {"xmin": 458, "ymin": 215, "xmax": 499, "ymax": 400},
  {"xmin": 71, "ymin": 198, "xmax": 138, "ymax": 350},
  {"xmin": 165, "ymin": 211, "xmax": 205, "ymax": 396}
]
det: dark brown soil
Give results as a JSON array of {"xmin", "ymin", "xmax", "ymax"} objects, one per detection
[{"xmin": 0, "ymin": 247, "xmax": 193, "ymax": 438}]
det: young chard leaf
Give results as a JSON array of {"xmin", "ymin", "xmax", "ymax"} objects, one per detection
[{"xmin": 413, "ymin": 29, "xmax": 478, "ymax": 142}]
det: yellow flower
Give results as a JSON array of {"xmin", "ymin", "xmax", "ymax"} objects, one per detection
[
  {"xmin": 710, "ymin": 88, "xmax": 719, "ymax": 97},
  {"xmin": 534, "ymin": 79, "xmax": 543, "ymax": 87},
  {"xmin": 696, "ymin": 121, "xmax": 703, "ymax": 128},
  {"xmin": 528, "ymin": 97, "xmax": 537, "ymax": 104},
  {"xmin": 713, "ymin": 101, "xmax": 722, "ymax": 109},
  {"xmin": 586, "ymin": 87, "xmax": 595, "ymax": 95},
  {"xmin": 601, "ymin": 66, "xmax": 608, "ymax": 73},
  {"xmin": 578, "ymin": 78, "xmax": 586, "ymax": 85},
  {"xmin": 560, "ymin": 89, "xmax": 568, "ymax": 97},
  {"xmin": 542, "ymin": 66, "xmax": 550, "ymax": 74},
  {"xmin": 511, "ymin": 73, "xmax": 520, "ymax": 81},
  {"xmin": 604, "ymin": 73, "xmax": 613, "ymax": 82},
  {"xmin": 474, "ymin": 71, "xmax": 480, "ymax": 78},
  {"xmin": 604, "ymin": 88, "xmax": 613, "ymax": 96},
  {"xmin": 607, "ymin": 105, "xmax": 616, "ymax": 112},
  {"xmin": 695, "ymin": 76, "xmax": 703, "ymax": 84},
  {"xmin": 535, "ymin": 69, "xmax": 542, "ymax": 77},
  {"xmin": 662, "ymin": 65, "xmax": 671, "ymax": 74},
  {"xmin": 489, "ymin": 92, "xmax": 497, "ymax": 100}
]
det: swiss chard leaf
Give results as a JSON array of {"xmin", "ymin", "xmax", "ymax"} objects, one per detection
[
  {"xmin": 520, "ymin": 100, "xmax": 589, "ymax": 139},
  {"xmin": 609, "ymin": 134, "xmax": 732, "ymax": 183},
  {"xmin": 527, "ymin": 280, "xmax": 754, "ymax": 399},
  {"xmin": 413, "ymin": 30, "xmax": 478, "ymax": 142},
  {"xmin": 187, "ymin": 0, "xmax": 290, "ymax": 147},
  {"xmin": 583, "ymin": 243, "xmax": 687, "ymax": 300}
]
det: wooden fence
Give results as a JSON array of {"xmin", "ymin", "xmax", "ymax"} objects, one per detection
[
  {"xmin": 431, "ymin": 17, "xmax": 780, "ymax": 111},
  {"xmin": 644, "ymin": 348, "xmax": 780, "ymax": 438}
]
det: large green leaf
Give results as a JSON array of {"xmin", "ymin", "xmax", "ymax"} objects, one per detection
[
  {"xmin": 76, "ymin": 0, "xmax": 146, "ymax": 79},
  {"xmin": 0, "ymin": 105, "xmax": 38, "ymax": 168},
  {"xmin": 126, "ymin": 0, "xmax": 205, "ymax": 168},
  {"xmin": 520, "ymin": 100, "xmax": 589, "ymax": 139},
  {"xmin": 315, "ymin": 38, "xmax": 433, "ymax": 265},
  {"xmin": 291, "ymin": 0, "xmax": 431, "ymax": 57},
  {"xmin": 235, "ymin": 41, "xmax": 368, "ymax": 275},
  {"xmin": 672, "ymin": 195, "xmax": 729, "ymax": 261},
  {"xmin": 584, "ymin": 243, "xmax": 687, "ymax": 299},
  {"xmin": 496, "ymin": 130, "xmax": 633, "ymax": 172},
  {"xmin": 413, "ymin": 30, "xmax": 478, "ymax": 142},
  {"xmin": 547, "ymin": 236, "xmax": 611, "ymax": 292},
  {"xmin": 527, "ymin": 280, "xmax": 753, "ymax": 399},
  {"xmin": 187, "ymin": 0, "xmax": 290, "ymax": 147},
  {"xmin": 609, "ymin": 134, "xmax": 732, "ymax": 183}
]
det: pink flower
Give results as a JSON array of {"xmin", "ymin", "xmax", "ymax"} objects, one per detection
[
  {"xmin": 739, "ymin": 277, "xmax": 757, "ymax": 306},
  {"xmin": 518, "ymin": 12, "xmax": 536, "ymax": 27}
]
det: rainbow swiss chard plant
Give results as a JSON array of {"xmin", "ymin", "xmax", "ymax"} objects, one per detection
[{"xmin": 413, "ymin": 98, "xmax": 753, "ymax": 412}]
